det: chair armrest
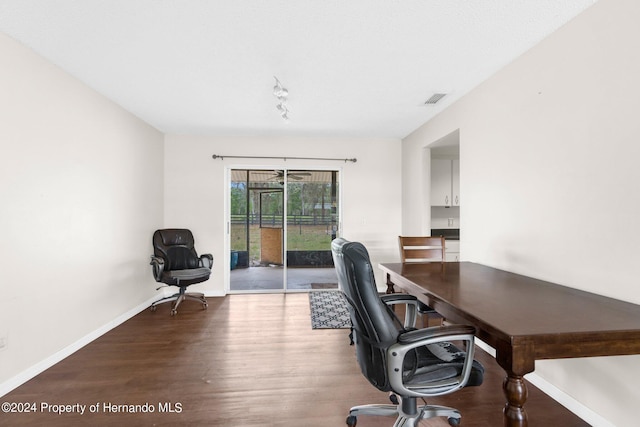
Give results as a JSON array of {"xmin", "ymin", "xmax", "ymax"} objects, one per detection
[
  {"xmin": 150, "ymin": 256, "xmax": 165, "ymax": 282},
  {"xmin": 398, "ymin": 324, "xmax": 475, "ymax": 345},
  {"xmin": 380, "ymin": 293, "xmax": 417, "ymax": 304},
  {"xmin": 387, "ymin": 324, "xmax": 477, "ymax": 397},
  {"xmin": 199, "ymin": 253, "xmax": 213, "ymax": 269},
  {"xmin": 417, "ymin": 301, "xmax": 437, "ymax": 313},
  {"xmin": 380, "ymin": 294, "xmax": 419, "ymax": 329}
]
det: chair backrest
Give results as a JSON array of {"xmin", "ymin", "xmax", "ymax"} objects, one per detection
[
  {"xmin": 331, "ymin": 238, "xmax": 403, "ymax": 392},
  {"xmin": 153, "ymin": 229, "xmax": 200, "ymax": 271},
  {"xmin": 398, "ymin": 236, "xmax": 445, "ymax": 263}
]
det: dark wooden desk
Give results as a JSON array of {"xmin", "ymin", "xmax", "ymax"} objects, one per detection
[{"xmin": 380, "ymin": 261, "xmax": 640, "ymax": 427}]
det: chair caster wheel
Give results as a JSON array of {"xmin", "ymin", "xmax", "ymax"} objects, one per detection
[
  {"xmin": 448, "ymin": 416, "xmax": 461, "ymax": 426},
  {"xmin": 346, "ymin": 415, "xmax": 357, "ymax": 426},
  {"xmin": 202, "ymin": 302, "xmax": 208, "ymax": 309},
  {"xmin": 389, "ymin": 393, "xmax": 399, "ymax": 405},
  {"xmin": 150, "ymin": 305, "xmax": 157, "ymax": 312},
  {"xmin": 170, "ymin": 309, "xmax": 177, "ymax": 316}
]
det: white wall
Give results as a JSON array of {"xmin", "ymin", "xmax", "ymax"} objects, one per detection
[
  {"xmin": 402, "ymin": 0, "xmax": 640, "ymax": 425},
  {"xmin": 164, "ymin": 135, "xmax": 402, "ymax": 294},
  {"xmin": 0, "ymin": 33, "xmax": 164, "ymax": 392}
]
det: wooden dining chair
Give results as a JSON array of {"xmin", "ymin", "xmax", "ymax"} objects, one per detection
[
  {"xmin": 398, "ymin": 236, "xmax": 445, "ymax": 263},
  {"xmin": 397, "ymin": 236, "xmax": 446, "ymax": 327}
]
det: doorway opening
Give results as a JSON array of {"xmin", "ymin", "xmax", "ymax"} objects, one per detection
[
  {"xmin": 229, "ymin": 169, "xmax": 340, "ymax": 292},
  {"xmin": 428, "ymin": 129, "xmax": 460, "ymax": 261}
]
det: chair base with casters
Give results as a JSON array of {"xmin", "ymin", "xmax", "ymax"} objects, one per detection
[
  {"xmin": 346, "ymin": 396, "xmax": 462, "ymax": 427},
  {"xmin": 149, "ymin": 265, "xmax": 212, "ymax": 316},
  {"xmin": 150, "ymin": 286, "xmax": 208, "ymax": 316}
]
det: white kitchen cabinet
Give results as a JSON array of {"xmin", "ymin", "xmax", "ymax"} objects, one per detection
[
  {"xmin": 451, "ymin": 159, "xmax": 460, "ymax": 206},
  {"xmin": 445, "ymin": 240, "xmax": 460, "ymax": 262},
  {"xmin": 431, "ymin": 159, "xmax": 460, "ymax": 207}
]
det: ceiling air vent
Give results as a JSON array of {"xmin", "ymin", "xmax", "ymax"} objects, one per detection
[{"xmin": 424, "ymin": 93, "xmax": 447, "ymax": 105}]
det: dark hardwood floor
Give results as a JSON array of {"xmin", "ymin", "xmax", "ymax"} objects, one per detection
[{"xmin": 0, "ymin": 294, "xmax": 589, "ymax": 426}]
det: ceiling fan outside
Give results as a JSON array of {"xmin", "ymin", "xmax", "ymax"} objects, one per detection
[{"xmin": 254, "ymin": 170, "xmax": 312, "ymax": 182}]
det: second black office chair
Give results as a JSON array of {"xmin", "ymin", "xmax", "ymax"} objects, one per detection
[{"xmin": 331, "ymin": 237, "xmax": 484, "ymax": 427}]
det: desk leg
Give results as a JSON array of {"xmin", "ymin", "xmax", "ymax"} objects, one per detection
[
  {"xmin": 503, "ymin": 374, "xmax": 528, "ymax": 427},
  {"xmin": 385, "ymin": 273, "xmax": 395, "ymax": 294},
  {"xmin": 497, "ymin": 339, "xmax": 534, "ymax": 426}
]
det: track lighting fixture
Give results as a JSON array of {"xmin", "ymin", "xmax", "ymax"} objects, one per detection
[{"xmin": 273, "ymin": 76, "xmax": 289, "ymax": 121}]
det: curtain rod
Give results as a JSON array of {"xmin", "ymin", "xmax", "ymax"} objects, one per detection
[{"xmin": 212, "ymin": 154, "xmax": 357, "ymax": 163}]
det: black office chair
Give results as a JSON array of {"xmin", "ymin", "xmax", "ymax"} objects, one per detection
[
  {"xmin": 331, "ymin": 238, "xmax": 484, "ymax": 427},
  {"xmin": 150, "ymin": 229, "xmax": 213, "ymax": 316}
]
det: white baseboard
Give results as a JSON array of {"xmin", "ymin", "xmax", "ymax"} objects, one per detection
[
  {"xmin": 474, "ymin": 340, "xmax": 614, "ymax": 427},
  {"xmin": 0, "ymin": 295, "xmax": 157, "ymax": 398},
  {"xmin": 524, "ymin": 372, "xmax": 614, "ymax": 427},
  {"xmin": 204, "ymin": 290, "xmax": 226, "ymax": 297}
]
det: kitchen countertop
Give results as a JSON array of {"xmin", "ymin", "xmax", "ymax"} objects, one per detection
[{"xmin": 430, "ymin": 228, "xmax": 459, "ymax": 240}]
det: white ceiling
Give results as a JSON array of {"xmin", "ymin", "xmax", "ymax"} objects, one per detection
[{"xmin": 0, "ymin": 0, "xmax": 597, "ymax": 139}]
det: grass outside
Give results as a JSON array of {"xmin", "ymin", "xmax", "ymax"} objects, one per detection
[{"xmin": 231, "ymin": 224, "xmax": 334, "ymax": 263}]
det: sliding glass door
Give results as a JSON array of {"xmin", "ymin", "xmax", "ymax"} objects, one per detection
[
  {"xmin": 229, "ymin": 170, "xmax": 284, "ymax": 291},
  {"xmin": 285, "ymin": 170, "xmax": 339, "ymax": 290},
  {"xmin": 229, "ymin": 168, "xmax": 339, "ymax": 292}
]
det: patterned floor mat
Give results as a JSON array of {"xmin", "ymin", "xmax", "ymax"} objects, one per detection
[{"xmin": 309, "ymin": 291, "xmax": 351, "ymax": 329}]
